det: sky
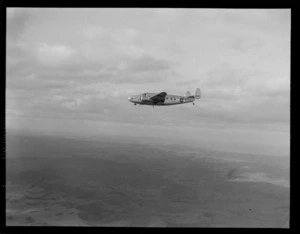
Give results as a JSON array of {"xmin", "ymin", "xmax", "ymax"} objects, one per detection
[{"xmin": 6, "ymin": 8, "xmax": 290, "ymax": 156}]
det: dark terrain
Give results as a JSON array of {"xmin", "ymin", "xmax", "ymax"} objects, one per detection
[{"xmin": 6, "ymin": 130, "xmax": 289, "ymax": 227}]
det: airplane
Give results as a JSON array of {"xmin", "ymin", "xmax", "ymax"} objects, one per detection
[{"xmin": 128, "ymin": 88, "xmax": 201, "ymax": 107}]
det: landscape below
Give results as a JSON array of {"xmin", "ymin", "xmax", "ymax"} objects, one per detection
[{"xmin": 6, "ymin": 130, "xmax": 289, "ymax": 227}]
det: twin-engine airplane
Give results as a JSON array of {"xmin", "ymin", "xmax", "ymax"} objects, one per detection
[{"xmin": 128, "ymin": 88, "xmax": 201, "ymax": 107}]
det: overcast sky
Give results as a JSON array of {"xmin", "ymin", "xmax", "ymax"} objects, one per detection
[{"xmin": 6, "ymin": 8, "xmax": 290, "ymax": 156}]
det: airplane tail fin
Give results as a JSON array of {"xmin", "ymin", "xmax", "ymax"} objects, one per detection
[
  {"xmin": 195, "ymin": 88, "xmax": 201, "ymax": 99},
  {"xmin": 185, "ymin": 91, "xmax": 191, "ymax": 97}
]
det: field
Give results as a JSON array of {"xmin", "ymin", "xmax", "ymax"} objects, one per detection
[{"xmin": 6, "ymin": 130, "xmax": 289, "ymax": 227}]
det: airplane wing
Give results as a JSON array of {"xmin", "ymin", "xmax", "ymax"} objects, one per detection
[{"xmin": 149, "ymin": 92, "xmax": 167, "ymax": 102}]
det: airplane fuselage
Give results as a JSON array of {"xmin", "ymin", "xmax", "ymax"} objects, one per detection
[{"xmin": 128, "ymin": 93, "xmax": 195, "ymax": 106}]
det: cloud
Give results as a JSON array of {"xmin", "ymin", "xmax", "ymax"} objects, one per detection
[
  {"xmin": 81, "ymin": 26, "xmax": 143, "ymax": 61},
  {"xmin": 5, "ymin": 8, "xmax": 290, "ymax": 132},
  {"xmin": 173, "ymin": 60, "xmax": 290, "ymax": 126},
  {"xmin": 215, "ymin": 9, "xmax": 290, "ymax": 33},
  {"xmin": 82, "ymin": 26, "xmax": 107, "ymax": 41},
  {"xmin": 196, "ymin": 61, "xmax": 289, "ymax": 102},
  {"xmin": 230, "ymin": 37, "xmax": 264, "ymax": 53},
  {"xmin": 7, "ymin": 39, "xmax": 175, "ymax": 95},
  {"xmin": 7, "ymin": 73, "xmax": 71, "ymax": 91},
  {"xmin": 266, "ymin": 9, "xmax": 291, "ymax": 25},
  {"xmin": 175, "ymin": 78, "xmax": 201, "ymax": 87},
  {"xmin": 202, "ymin": 62, "xmax": 248, "ymax": 87},
  {"xmin": 128, "ymin": 55, "xmax": 171, "ymax": 73},
  {"xmin": 6, "ymin": 41, "xmax": 34, "ymax": 76},
  {"xmin": 7, "ymin": 8, "xmax": 31, "ymax": 40},
  {"xmin": 32, "ymin": 53, "xmax": 173, "ymax": 85},
  {"xmin": 36, "ymin": 43, "xmax": 77, "ymax": 67}
]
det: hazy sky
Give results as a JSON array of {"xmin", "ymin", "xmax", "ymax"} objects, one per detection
[{"xmin": 6, "ymin": 8, "xmax": 290, "ymax": 155}]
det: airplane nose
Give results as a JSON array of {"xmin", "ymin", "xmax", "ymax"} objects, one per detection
[{"xmin": 128, "ymin": 96, "xmax": 132, "ymax": 101}]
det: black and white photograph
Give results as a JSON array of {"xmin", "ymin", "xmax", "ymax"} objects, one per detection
[{"xmin": 5, "ymin": 8, "xmax": 290, "ymax": 227}]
